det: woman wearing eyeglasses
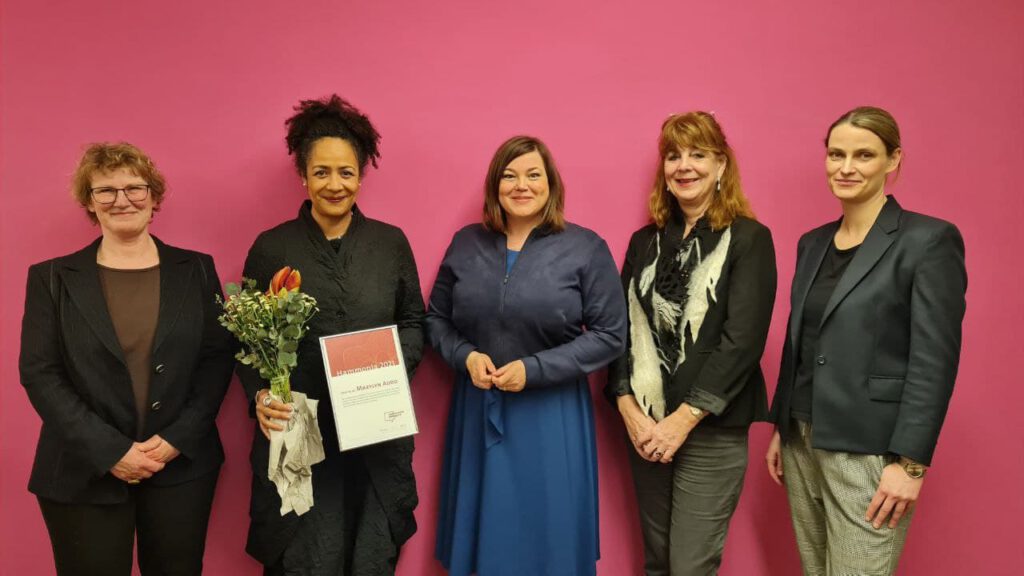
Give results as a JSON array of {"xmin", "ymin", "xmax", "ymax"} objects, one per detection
[{"xmin": 19, "ymin": 142, "xmax": 235, "ymax": 575}]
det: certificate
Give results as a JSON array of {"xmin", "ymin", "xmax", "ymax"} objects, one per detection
[{"xmin": 318, "ymin": 325, "xmax": 418, "ymax": 451}]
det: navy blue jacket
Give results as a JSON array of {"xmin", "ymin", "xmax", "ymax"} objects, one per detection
[{"xmin": 427, "ymin": 223, "xmax": 626, "ymax": 387}]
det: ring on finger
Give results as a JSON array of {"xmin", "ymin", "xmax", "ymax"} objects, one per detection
[{"xmin": 262, "ymin": 394, "xmax": 273, "ymax": 407}]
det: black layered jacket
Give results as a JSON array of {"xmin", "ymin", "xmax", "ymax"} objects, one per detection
[{"xmin": 238, "ymin": 202, "xmax": 425, "ymax": 567}]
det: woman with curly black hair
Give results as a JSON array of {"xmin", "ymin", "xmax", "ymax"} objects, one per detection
[{"xmin": 238, "ymin": 94, "xmax": 425, "ymax": 576}]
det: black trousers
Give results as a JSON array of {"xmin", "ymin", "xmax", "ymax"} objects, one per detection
[{"xmin": 38, "ymin": 469, "xmax": 219, "ymax": 576}]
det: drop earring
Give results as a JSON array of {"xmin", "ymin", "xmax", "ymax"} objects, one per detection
[{"xmin": 715, "ymin": 179, "xmax": 721, "ymax": 193}]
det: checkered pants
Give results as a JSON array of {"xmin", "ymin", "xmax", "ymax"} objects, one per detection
[{"xmin": 781, "ymin": 421, "xmax": 913, "ymax": 576}]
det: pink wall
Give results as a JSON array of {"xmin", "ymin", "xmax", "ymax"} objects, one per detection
[{"xmin": 2, "ymin": 0, "xmax": 1022, "ymax": 573}]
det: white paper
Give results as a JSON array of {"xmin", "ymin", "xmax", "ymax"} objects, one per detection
[{"xmin": 319, "ymin": 325, "xmax": 418, "ymax": 451}]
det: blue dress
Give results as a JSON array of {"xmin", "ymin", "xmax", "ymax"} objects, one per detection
[{"xmin": 426, "ymin": 223, "xmax": 627, "ymax": 576}]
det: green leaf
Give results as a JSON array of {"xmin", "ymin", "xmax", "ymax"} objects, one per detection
[
  {"xmin": 283, "ymin": 324, "xmax": 301, "ymax": 339},
  {"xmin": 281, "ymin": 340, "xmax": 298, "ymax": 353},
  {"xmin": 225, "ymin": 283, "xmax": 241, "ymax": 297},
  {"xmin": 277, "ymin": 351, "xmax": 297, "ymax": 367}
]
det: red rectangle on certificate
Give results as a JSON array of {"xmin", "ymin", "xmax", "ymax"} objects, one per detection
[{"xmin": 322, "ymin": 328, "xmax": 400, "ymax": 377}]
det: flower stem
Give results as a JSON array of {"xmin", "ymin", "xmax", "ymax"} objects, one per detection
[{"xmin": 270, "ymin": 374, "xmax": 292, "ymax": 404}]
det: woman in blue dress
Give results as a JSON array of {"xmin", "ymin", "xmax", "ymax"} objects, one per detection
[{"xmin": 426, "ymin": 135, "xmax": 627, "ymax": 576}]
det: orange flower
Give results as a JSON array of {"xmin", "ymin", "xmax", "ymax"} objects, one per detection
[{"xmin": 268, "ymin": 266, "xmax": 302, "ymax": 296}]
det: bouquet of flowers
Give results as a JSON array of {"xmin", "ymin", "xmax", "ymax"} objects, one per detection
[
  {"xmin": 218, "ymin": 266, "xmax": 325, "ymax": 516},
  {"xmin": 219, "ymin": 266, "xmax": 317, "ymax": 401}
]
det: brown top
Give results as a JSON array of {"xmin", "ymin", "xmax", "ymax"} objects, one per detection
[{"xmin": 98, "ymin": 264, "xmax": 160, "ymax": 436}]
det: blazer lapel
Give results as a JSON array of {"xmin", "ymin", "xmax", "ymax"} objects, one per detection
[
  {"xmin": 819, "ymin": 197, "xmax": 902, "ymax": 328},
  {"xmin": 152, "ymin": 237, "xmax": 194, "ymax": 354},
  {"xmin": 59, "ymin": 239, "xmax": 127, "ymax": 364},
  {"xmin": 788, "ymin": 223, "xmax": 836, "ymax": 350}
]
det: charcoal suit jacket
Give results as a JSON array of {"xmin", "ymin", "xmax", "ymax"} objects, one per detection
[{"xmin": 769, "ymin": 196, "xmax": 967, "ymax": 465}]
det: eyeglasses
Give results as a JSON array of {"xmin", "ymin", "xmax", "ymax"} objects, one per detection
[{"xmin": 89, "ymin": 185, "xmax": 151, "ymax": 205}]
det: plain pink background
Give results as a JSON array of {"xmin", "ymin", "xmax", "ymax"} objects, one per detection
[{"xmin": 2, "ymin": 0, "xmax": 1022, "ymax": 574}]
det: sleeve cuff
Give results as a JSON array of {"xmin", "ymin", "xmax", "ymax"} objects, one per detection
[
  {"xmin": 453, "ymin": 343, "xmax": 477, "ymax": 376},
  {"xmin": 94, "ymin": 436, "xmax": 135, "ymax": 477},
  {"xmin": 684, "ymin": 387, "xmax": 728, "ymax": 416},
  {"xmin": 159, "ymin": 423, "xmax": 196, "ymax": 460},
  {"xmin": 523, "ymin": 356, "xmax": 543, "ymax": 388}
]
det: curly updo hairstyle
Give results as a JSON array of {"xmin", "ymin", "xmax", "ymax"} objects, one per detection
[{"xmin": 284, "ymin": 94, "xmax": 381, "ymax": 176}]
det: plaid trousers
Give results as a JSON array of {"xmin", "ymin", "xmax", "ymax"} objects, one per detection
[{"xmin": 781, "ymin": 421, "xmax": 913, "ymax": 576}]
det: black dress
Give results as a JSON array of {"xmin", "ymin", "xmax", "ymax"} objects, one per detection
[{"xmin": 238, "ymin": 202, "xmax": 425, "ymax": 576}]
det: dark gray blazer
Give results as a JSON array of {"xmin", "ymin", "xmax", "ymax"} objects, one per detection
[
  {"xmin": 769, "ymin": 196, "xmax": 967, "ymax": 466},
  {"xmin": 19, "ymin": 237, "xmax": 235, "ymax": 504}
]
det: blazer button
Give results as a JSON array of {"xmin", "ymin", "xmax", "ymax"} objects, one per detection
[
  {"xmin": 150, "ymin": 401, "xmax": 162, "ymax": 411},
  {"xmin": 154, "ymin": 364, "xmax": 165, "ymax": 374},
  {"xmin": 815, "ymin": 355, "xmax": 826, "ymax": 365}
]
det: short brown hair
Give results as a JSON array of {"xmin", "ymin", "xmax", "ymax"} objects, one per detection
[
  {"xmin": 648, "ymin": 112, "xmax": 754, "ymax": 230},
  {"xmin": 482, "ymin": 135, "xmax": 566, "ymax": 233},
  {"xmin": 72, "ymin": 142, "xmax": 166, "ymax": 223}
]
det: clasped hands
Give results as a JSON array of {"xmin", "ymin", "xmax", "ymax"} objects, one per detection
[
  {"xmin": 618, "ymin": 396, "xmax": 700, "ymax": 464},
  {"xmin": 466, "ymin": 351, "xmax": 526, "ymax": 392},
  {"xmin": 110, "ymin": 434, "xmax": 179, "ymax": 484}
]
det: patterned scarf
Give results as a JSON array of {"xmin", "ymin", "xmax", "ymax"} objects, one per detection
[{"xmin": 628, "ymin": 217, "xmax": 731, "ymax": 420}]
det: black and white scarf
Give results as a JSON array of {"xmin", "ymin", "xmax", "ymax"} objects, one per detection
[{"xmin": 628, "ymin": 217, "xmax": 731, "ymax": 420}]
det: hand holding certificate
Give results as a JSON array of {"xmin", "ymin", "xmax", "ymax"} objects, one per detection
[{"xmin": 319, "ymin": 326, "xmax": 418, "ymax": 451}]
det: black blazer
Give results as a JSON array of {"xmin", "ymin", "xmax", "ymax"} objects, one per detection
[
  {"xmin": 19, "ymin": 237, "xmax": 235, "ymax": 504},
  {"xmin": 769, "ymin": 197, "xmax": 967, "ymax": 466},
  {"xmin": 607, "ymin": 216, "xmax": 777, "ymax": 428}
]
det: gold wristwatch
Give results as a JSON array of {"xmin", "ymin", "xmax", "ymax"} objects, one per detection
[{"xmin": 898, "ymin": 456, "xmax": 926, "ymax": 479}]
